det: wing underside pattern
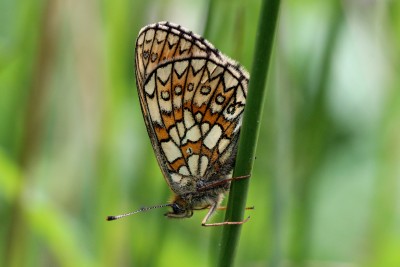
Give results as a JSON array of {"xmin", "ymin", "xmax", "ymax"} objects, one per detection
[{"xmin": 135, "ymin": 22, "xmax": 249, "ymax": 195}]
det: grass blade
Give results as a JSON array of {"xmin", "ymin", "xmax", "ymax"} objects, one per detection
[{"xmin": 217, "ymin": 0, "xmax": 281, "ymax": 266}]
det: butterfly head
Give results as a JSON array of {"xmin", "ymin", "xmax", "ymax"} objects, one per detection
[{"xmin": 164, "ymin": 195, "xmax": 193, "ymax": 219}]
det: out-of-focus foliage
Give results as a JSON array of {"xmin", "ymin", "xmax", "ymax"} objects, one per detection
[{"xmin": 0, "ymin": 0, "xmax": 399, "ymax": 266}]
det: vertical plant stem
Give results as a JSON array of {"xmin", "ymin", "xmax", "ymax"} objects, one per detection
[{"xmin": 217, "ymin": 0, "xmax": 281, "ymax": 266}]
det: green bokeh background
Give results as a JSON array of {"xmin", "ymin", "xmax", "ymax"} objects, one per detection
[{"xmin": 1, "ymin": 0, "xmax": 399, "ymax": 266}]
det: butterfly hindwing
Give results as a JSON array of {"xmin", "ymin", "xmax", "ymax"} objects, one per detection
[{"xmin": 139, "ymin": 55, "xmax": 248, "ymax": 195}]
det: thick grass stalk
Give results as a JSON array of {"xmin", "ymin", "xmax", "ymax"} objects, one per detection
[{"xmin": 217, "ymin": 0, "xmax": 281, "ymax": 266}]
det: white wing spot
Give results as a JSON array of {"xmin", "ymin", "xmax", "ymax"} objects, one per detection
[
  {"xmin": 218, "ymin": 138, "xmax": 231, "ymax": 153},
  {"xmin": 224, "ymin": 71, "xmax": 238, "ymax": 89},
  {"xmin": 177, "ymin": 121, "xmax": 185, "ymax": 138},
  {"xmin": 216, "ymin": 94, "xmax": 225, "ymax": 104},
  {"xmin": 188, "ymin": 154, "xmax": 199, "ymax": 175},
  {"xmin": 200, "ymin": 86, "xmax": 211, "ymax": 95},
  {"xmin": 145, "ymin": 29, "xmax": 155, "ymax": 42},
  {"xmin": 137, "ymin": 34, "xmax": 144, "ymax": 47},
  {"xmin": 171, "ymin": 173, "xmax": 182, "ymax": 183},
  {"xmin": 204, "ymin": 125, "xmax": 222, "ymax": 149},
  {"xmin": 195, "ymin": 112, "xmax": 202, "ymax": 122},
  {"xmin": 182, "ymin": 125, "xmax": 201, "ymax": 144},
  {"xmin": 159, "ymin": 93, "xmax": 172, "ymax": 112},
  {"xmin": 167, "ymin": 34, "xmax": 179, "ymax": 49},
  {"xmin": 199, "ymin": 156, "xmax": 209, "ymax": 176},
  {"xmin": 144, "ymin": 73, "xmax": 156, "ymax": 95},
  {"xmin": 174, "ymin": 85, "xmax": 182, "ymax": 95},
  {"xmin": 174, "ymin": 61, "xmax": 189, "ymax": 77},
  {"xmin": 147, "ymin": 95, "xmax": 162, "ymax": 125},
  {"xmin": 169, "ymin": 126, "xmax": 180, "ymax": 146},
  {"xmin": 192, "ymin": 59, "xmax": 206, "ymax": 74},
  {"xmin": 178, "ymin": 166, "xmax": 190, "ymax": 176},
  {"xmin": 161, "ymin": 140, "xmax": 182, "ymax": 162},
  {"xmin": 178, "ymin": 39, "xmax": 191, "ymax": 54},
  {"xmin": 173, "ymin": 88, "xmax": 183, "ymax": 109},
  {"xmin": 157, "ymin": 64, "xmax": 172, "ymax": 84},
  {"xmin": 209, "ymin": 63, "xmax": 224, "ymax": 79},
  {"xmin": 201, "ymin": 122, "xmax": 210, "ymax": 135},
  {"xmin": 184, "ymin": 109, "xmax": 195, "ymax": 129},
  {"xmin": 161, "ymin": 91, "xmax": 170, "ymax": 100},
  {"xmin": 155, "ymin": 30, "xmax": 167, "ymax": 43},
  {"xmin": 236, "ymin": 86, "xmax": 246, "ymax": 102}
]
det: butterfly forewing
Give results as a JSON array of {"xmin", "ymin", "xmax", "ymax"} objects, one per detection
[{"xmin": 135, "ymin": 22, "xmax": 224, "ymax": 91}]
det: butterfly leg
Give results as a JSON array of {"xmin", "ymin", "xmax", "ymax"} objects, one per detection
[{"xmin": 201, "ymin": 202, "xmax": 251, "ymax": 227}]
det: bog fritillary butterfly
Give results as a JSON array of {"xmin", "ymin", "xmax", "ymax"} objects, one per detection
[{"xmin": 107, "ymin": 21, "xmax": 250, "ymax": 226}]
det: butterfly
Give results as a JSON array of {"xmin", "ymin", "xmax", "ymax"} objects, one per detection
[{"xmin": 107, "ymin": 21, "xmax": 250, "ymax": 226}]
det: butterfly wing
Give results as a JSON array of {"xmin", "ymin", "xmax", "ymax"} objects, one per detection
[
  {"xmin": 135, "ymin": 21, "xmax": 223, "ymax": 90},
  {"xmin": 135, "ymin": 22, "xmax": 249, "ymax": 195}
]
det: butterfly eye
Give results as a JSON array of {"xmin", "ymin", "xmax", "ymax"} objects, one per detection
[{"xmin": 172, "ymin": 203, "xmax": 185, "ymax": 214}]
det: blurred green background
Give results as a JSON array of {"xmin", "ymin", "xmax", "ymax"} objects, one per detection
[{"xmin": 1, "ymin": 0, "xmax": 399, "ymax": 266}]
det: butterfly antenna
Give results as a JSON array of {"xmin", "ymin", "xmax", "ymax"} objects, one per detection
[{"xmin": 106, "ymin": 203, "xmax": 173, "ymax": 221}]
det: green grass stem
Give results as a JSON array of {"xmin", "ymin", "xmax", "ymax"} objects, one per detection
[{"xmin": 217, "ymin": 0, "xmax": 281, "ymax": 266}]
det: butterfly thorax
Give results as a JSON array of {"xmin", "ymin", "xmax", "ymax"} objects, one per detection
[{"xmin": 165, "ymin": 180, "xmax": 230, "ymax": 219}]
